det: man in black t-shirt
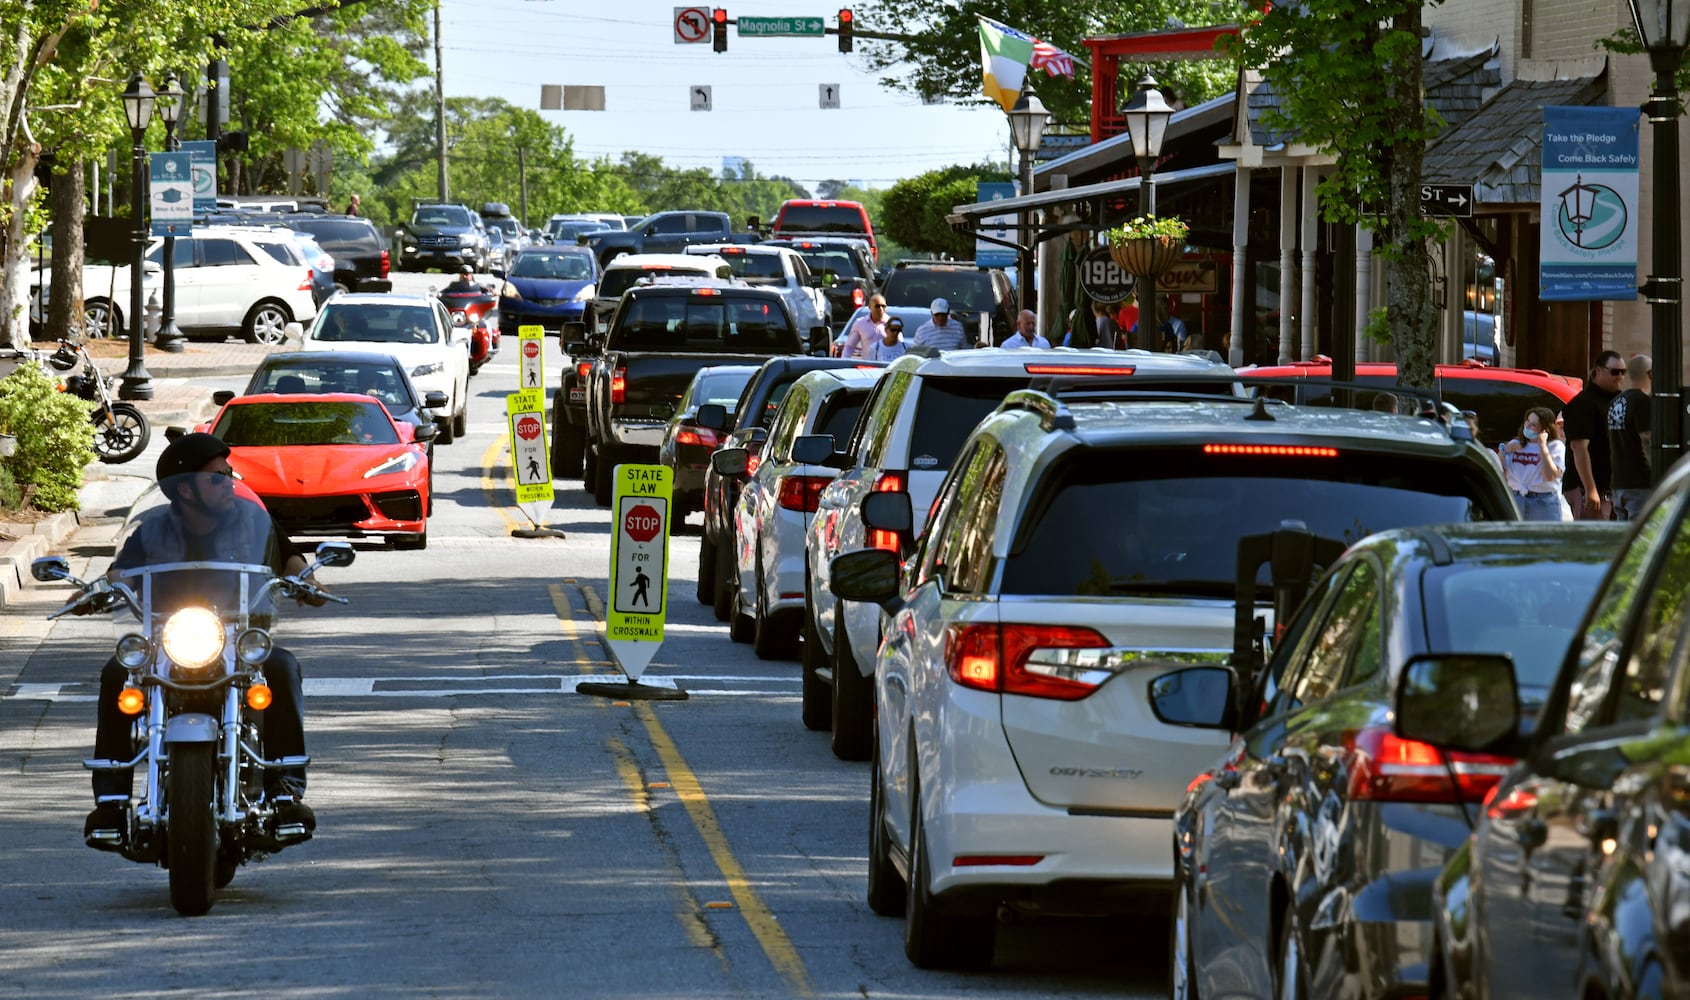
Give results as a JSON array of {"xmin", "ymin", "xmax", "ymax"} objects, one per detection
[
  {"xmin": 1608, "ymin": 353, "xmax": 1653, "ymax": 521},
  {"xmin": 1562, "ymin": 349, "xmax": 1625, "ymax": 520}
]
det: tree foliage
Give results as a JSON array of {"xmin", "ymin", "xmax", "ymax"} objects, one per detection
[
  {"xmin": 880, "ymin": 162, "xmax": 1011, "ymax": 257},
  {"xmin": 1226, "ymin": 0, "xmax": 1446, "ymax": 388},
  {"xmin": 854, "ymin": 0, "xmax": 1240, "ymax": 126}
]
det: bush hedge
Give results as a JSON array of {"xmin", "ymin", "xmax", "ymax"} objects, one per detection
[{"xmin": 0, "ymin": 363, "xmax": 95, "ymax": 512}]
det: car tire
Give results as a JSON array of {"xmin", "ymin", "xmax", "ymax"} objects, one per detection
[
  {"xmin": 392, "ymin": 531, "xmax": 428, "ymax": 551},
  {"xmin": 84, "ymin": 298, "xmax": 120, "ymax": 339},
  {"xmin": 592, "ymin": 444, "xmax": 615, "ymax": 507},
  {"xmin": 830, "ymin": 615, "xmax": 872, "ymax": 761},
  {"xmin": 728, "ymin": 564, "xmax": 754, "ymax": 643},
  {"xmin": 1276, "ymin": 906, "xmax": 1308, "ymax": 1000},
  {"xmin": 904, "ymin": 773, "xmax": 994, "ymax": 970},
  {"xmin": 866, "ymin": 722, "xmax": 906, "ymax": 915},
  {"xmin": 696, "ymin": 534, "xmax": 717, "ymax": 606},
  {"xmin": 582, "ymin": 441, "xmax": 598, "ymax": 492},
  {"xmin": 242, "ymin": 300, "xmax": 291, "ymax": 345},
  {"xmin": 1171, "ymin": 853, "xmax": 1200, "ymax": 1000},
  {"xmin": 553, "ymin": 421, "xmax": 584, "ymax": 479},
  {"xmin": 436, "ymin": 415, "xmax": 455, "ymax": 445},
  {"xmin": 800, "ymin": 591, "xmax": 830, "ymax": 731},
  {"xmin": 752, "ymin": 559, "xmax": 799, "ymax": 660},
  {"xmin": 712, "ymin": 538, "xmax": 733, "ymax": 622},
  {"xmin": 453, "ymin": 402, "xmax": 467, "ymax": 439}
]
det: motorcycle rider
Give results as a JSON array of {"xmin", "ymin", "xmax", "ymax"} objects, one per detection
[
  {"xmin": 83, "ymin": 433, "xmax": 327, "ymax": 847},
  {"xmin": 442, "ymin": 263, "xmax": 482, "ymax": 295}
]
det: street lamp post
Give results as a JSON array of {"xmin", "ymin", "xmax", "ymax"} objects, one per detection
[
  {"xmin": 1008, "ymin": 91, "xmax": 1049, "ymax": 320},
  {"xmin": 1628, "ymin": 0, "xmax": 1690, "ymax": 483},
  {"xmin": 1122, "ymin": 74, "xmax": 1174, "ymax": 350},
  {"xmin": 154, "ymin": 73, "xmax": 185, "ymax": 354},
  {"xmin": 118, "ymin": 73, "xmax": 155, "ymax": 402}
]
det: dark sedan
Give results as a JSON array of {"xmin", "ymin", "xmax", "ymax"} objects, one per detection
[
  {"xmin": 495, "ymin": 247, "xmax": 598, "ymax": 337},
  {"xmin": 658, "ymin": 365, "xmax": 758, "ymax": 524},
  {"xmin": 1397, "ymin": 464, "xmax": 1690, "ymax": 1000},
  {"xmin": 1171, "ymin": 522, "xmax": 1624, "ymax": 1000}
]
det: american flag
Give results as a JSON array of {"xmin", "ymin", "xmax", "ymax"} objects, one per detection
[{"xmin": 1030, "ymin": 39, "xmax": 1075, "ymax": 78}]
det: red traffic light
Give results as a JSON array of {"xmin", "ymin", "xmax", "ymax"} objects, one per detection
[
  {"xmin": 713, "ymin": 7, "xmax": 726, "ymax": 22},
  {"xmin": 838, "ymin": 8, "xmax": 853, "ymax": 52},
  {"xmin": 839, "ymin": 7, "xmax": 852, "ymax": 22},
  {"xmin": 713, "ymin": 7, "xmax": 728, "ymax": 52}
]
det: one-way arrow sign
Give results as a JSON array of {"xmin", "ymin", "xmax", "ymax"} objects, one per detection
[{"xmin": 1421, "ymin": 183, "xmax": 1473, "ymax": 218}]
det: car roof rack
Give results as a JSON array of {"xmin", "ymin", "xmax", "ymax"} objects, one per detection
[{"xmin": 998, "ymin": 389, "xmax": 1075, "ymax": 432}]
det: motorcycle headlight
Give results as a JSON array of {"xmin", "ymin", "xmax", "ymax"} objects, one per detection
[
  {"xmin": 115, "ymin": 633, "xmax": 152, "ymax": 669},
  {"xmin": 236, "ymin": 628, "xmax": 273, "ymax": 666},
  {"xmin": 405, "ymin": 245, "xmax": 418, "ymax": 253},
  {"xmin": 572, "ymin": 284, "xmax": 594, "ymax": 302},
  {"xmin": 411, "ymin": 361, "xmax": 444, "ymax": 377},
  {"xmin": 364, "ymin": 450, "xmax": 420, "ymax": 478},
  {"xmin": 161, "ymin": 607, "xmax": 225, "ymax": 672}
]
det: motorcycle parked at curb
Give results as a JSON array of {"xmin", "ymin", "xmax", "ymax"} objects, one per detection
[
  {"xmin": 47, "ymin": 339, "xmax": 151, "ymax": 464},
  {"xmin": 32, "ymin": 476, "xmax": 350, "ymax": 916}
]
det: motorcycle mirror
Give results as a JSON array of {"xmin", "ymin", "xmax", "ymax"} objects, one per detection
[
  {"xmin": 313, "ymin": 541, "xmax": 356, "ymax": 569},
  {"xmin": 30, "ymin": 555, "xmax": 72, "ymax": 583}
]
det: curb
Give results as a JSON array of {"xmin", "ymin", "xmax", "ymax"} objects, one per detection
[{"xmin": 0, "ymin": 508, "xmax": 83, "ymax": 608}]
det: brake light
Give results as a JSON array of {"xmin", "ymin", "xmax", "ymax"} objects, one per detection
[
  {"xmin": 953, "ymin": 855, "xmax": 1045, "ymax": 867},
  {"xmin": 872, "ymin": 471, "xmax": 905, "ymax": 492},
  {"xmin": 720, "ymin": 247, "xmax": 744, "ymax": 255},
  {"xmin": 869, "ymin": 472, "xmax": 906, "ymax": 551},
  {"xmin": 1204, "ymin": 444, "xmax": 1339, "ymax": 458},
  {"xmin": 852, "ymin": 287, "xmax": 865, "ymax": 307},
  {"xmin": 1344, "ymin": 727, "xmax": 1514, "ymax": 803},
  {"xmin": 1023, "ymin": 364, "xmax": 1136, "ymax": 376},
  {"xmin": 298, "ymin": 272, "xmax": 313, "ymax": 291},
  {"xmin": 640, "ymin": 264, "xmax": 673, "ymax": 271},
  {"xmin": 576, "ymin": 361, "xmax": 592, "ymax": 381},
  {"xmin": 692, "ymin": 287, "xmax": 720, "ymax": 296},
  {"xmin": 943, "ymin": 623, "xmax": 1112, "ymax": 700},
  {"xmin": 746, "ymin": 452, "xmax": 761, "ymax": 475},
  {"xmin": 611, "ymin": 367, "xmax": 626, "ymax": 405},
  {"xmin": 380, "ymin": 249, "xmax": 390, "ymax": 278},
  {"xmin": 1486, "ymin": 786, "xmax": 1538, "ymax": 819},
  {"xmin": 676, "ymin": 427, "xmax": 720, "ymax": 448},
  {"xmin": 777, "ymin": 474, "xmax": 832, "ymax": 512}
]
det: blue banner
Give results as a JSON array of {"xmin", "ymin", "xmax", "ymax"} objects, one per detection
[
  {"xmin": 975, "ymin": 181, "xmax": 1017, "ymax": 268},
  {"xmin": 1539, "ymin": 105, "xmax": 1641, "ymax": 301},
  {"xmin": 148, "ymin": 151, "xmax": 194, "ymax": 237},
  {"xmin": 182, "ymin": 140, "xmax": 218, "ymax": 214}
]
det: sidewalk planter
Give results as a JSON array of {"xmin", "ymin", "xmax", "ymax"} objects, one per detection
[{"xmin": 1108, "ymin": 236, "xmax": 1184, "ymax": 279}]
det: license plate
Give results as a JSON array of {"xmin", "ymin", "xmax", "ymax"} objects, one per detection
[{"xmin": 568, "ymin": 388, "xmax": 585, "ymax": 403}]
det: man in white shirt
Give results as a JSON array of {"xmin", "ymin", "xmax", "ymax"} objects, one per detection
[
  {"xmin": 838, "ymin": 295, "xmax": 888, "ymax": 358},
  {"xmin": 1001, "ymin": 310, "xmax": 1051, "ymax": 349},
  {"xmin": 912, "ymin": 297, "xmax": 969, "ymax": 351}
]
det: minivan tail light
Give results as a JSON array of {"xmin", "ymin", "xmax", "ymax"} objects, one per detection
[
  {"xmin": 943, "ymin": 623, "xmax": 1112, "ymax": 700},
  {"xmin": 1344, "ymin": 727, "xmax": 1514, "ymax": 804},
  {"xmin": 777, "ymin": 474, "xmax": 832, "ymax": 512},
  {"xmin": 610, "ymin": 367, "xmax": 626, "ymax": 405},
  {"xmin": 869, "ymin": 472, "xmax": 906, "ymax": 551}
]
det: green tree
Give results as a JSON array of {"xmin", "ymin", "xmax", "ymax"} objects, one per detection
[
  {"xmin": 854, "ymin": 0, "xmax": 1238, "ymax": 125},
  {"xmin": 1226, "ymin": 1, "xmax": 1446, "ymax": 389},
  {"xmin": 881, "ymin": 162, "xmax": 1011, "ymax": 256}
]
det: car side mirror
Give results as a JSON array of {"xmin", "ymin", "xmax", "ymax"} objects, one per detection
[
  {"xmin": 830, "ymin": 548, "xmax": 904, "ymax": 611},
  {"xmin": 413, "ymin": 421, "xmax": 439, "ymax": 442},
  {"xmin": 212, "ymin": 389, "xmax": 235, "ymax": 406},
  {"xmin": 696, "ymin": 403, "xmax": 729, "ymax": 431},
  {"xmin": 423, "ymin": 390, "xmax": 449, "ymax": 409},
  {"xmin": 1148, "ymin": 667, "xmax": 1237, "ymax": 729},
  {"xmin": 283, "ymin": 322, "xmax": 303, "ymax": 342},
  {"xmin": 711, "ymin": 447, "xmax": 749, "ymax": 476},
  {"xmin": 860, "ymin": 490, "xmax": 913, "ymax": 534},
  {"xmin": 810, "ymin": 326, "xmax": 831, "ymax": 356},
  {"xmin": 790, "ymin": 433, "xmax": 835, "ymax": 466},
  {"xmin": 1395, "ymin": 653, "xmax": 1520, "ymax": 754},
  {"xmin": 313, "ymin": 541, "xmax": 356, "ymax": 569}
]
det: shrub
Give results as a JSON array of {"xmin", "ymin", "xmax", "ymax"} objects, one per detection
[
  {"xmin": 0, "ymin": 363, "xmax": 94, "ymax": 512},
  {"xmin": 0, "ymin": 460, "xmax": 20, "ymax": 510}
]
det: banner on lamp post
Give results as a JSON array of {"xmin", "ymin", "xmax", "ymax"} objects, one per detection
[
  {"xmin": 182, "ymin": 140, "xmax": 218, "ymax": 214},
  {"xmin": 1539, "ymin": 105, "xmax": 1642, "ymax": 301},
  {"xmin": 148, "ymin": 152, "xmax": 194, "ymax": 236}
]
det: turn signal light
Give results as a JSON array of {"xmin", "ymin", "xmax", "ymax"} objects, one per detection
[
  {"xmin": 117, "ymin": 687, "xmax": 146, "ymax": 716},
  {"xmin": 246, "ymin": 684, "xmax": 273, "ymax": 711}
]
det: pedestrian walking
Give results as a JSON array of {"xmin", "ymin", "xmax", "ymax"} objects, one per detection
[
  {"xmin": 1608, "ymin": 353, "xmax": 1653, "ymax": 520},
  {"xmin": 870, "ymin": 317, "xmax": 907, "ymax": 361},
  {"xmin": 1561, "ymin": 349, "xmax": 1624, "ymax": 520},
  {"xmin": 1090, "ymin": 301, "xmax": 1119, "ymax": 350},
  {"xmin": 1159, "ymin": 304, "xmax": 1187, "ymax": 352},
  {"xmin": 912, "ymin": 298, "xmax": 968, "ymax": 352},
  {"xmin": 344, "ymin": 194, "xmax": 362, "ymax": 217},
  {"xmin": 1501, "ymin": 406, "xmax": 1572, "ymax": 521},
  {"xmin": 839, "ymin": 295, "xmax": 888, "ymax": 358},
  {"xmin": 1002, "ymin": 310, "xmax": 1050, "ymax": 349}
]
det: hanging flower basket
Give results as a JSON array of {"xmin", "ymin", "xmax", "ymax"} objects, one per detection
[{"xmin": 1108, "ymin": 237, "xmax": 1184, "ymax": 278}]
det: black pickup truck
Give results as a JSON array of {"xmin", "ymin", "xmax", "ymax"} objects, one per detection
[
  {"xmin": 579, "ymin": 210, "xmax": 747, "ymax": 269},
  {"xmin": 576, "ymin": 284, "xmax": 808, "ymax": 506}
]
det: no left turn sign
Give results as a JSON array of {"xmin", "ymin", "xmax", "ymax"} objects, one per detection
[{"xmin": 674, "ymin": 6, "xmax": 710, "ymax": 43}]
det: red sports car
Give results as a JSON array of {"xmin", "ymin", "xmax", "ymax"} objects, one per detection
[{"xmin": 208, "ymin": 393, "xmax": 432, "ymax": 549}]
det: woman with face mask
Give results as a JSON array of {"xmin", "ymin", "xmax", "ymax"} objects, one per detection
[{"xmin": 1499, "ymin": 406, "xmax": 1572, "ymax": 521}]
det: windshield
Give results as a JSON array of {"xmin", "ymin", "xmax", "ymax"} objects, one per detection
[
  {"xmin": 313, "ymin": 304, "xmax": 440, "ymax": 344},
  {"xmin": 600, "ymin": 265, "xmax": 717, "ymax": 299},
  {"xmin": 250, "ymin": 361, "xmax": 413, "ymax": 415},
  {"xmin": 717, "ymin": 253, "xmax": 786, "ymax": 285},
  {"xmin": 776, "ymin": 205, "xmax": 866, "ymax": 234},
  {"xmin": 213, "ymin": 399, "xmax": 400, "ymax": 447},
  {"xmin": 111, "ymin": 476, "xmax": 284, "ymax": 627},
  {"xmin": 792, "ymin": 249, "xmax": 864, "ymax": 281},
  {"xmin": 611, "ymin": 295, "xmax": 797, "ymax": 352},
  {"xmin": 1002, "ymin": 451, "xmax": 1498, "ymax": 598},
  {"xmin": 1425, "ymin": 560, "xmax": 1610, "ymax": 691},
  {"xmin": 688, "ymin": 370, "xmax": 755, "ymax": 411},
  {"xmin": 511, "ymin": 252, "xmax": 594, "ymax": 280},
  {"xmin": 290, "ymin": 219, "xmax": 378, "ymax": 250},
  {"xmin": 883, "ymin": 269, "xmax": 997, "ymax": 313},
  {"xmin": 413, "ymin": 206, "xmax": 470, "ymax": 227}
]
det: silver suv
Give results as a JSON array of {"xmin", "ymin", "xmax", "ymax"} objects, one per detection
[{"xmin": 802, "ymin": 348, "xmax": 1237, "ymax": 760}]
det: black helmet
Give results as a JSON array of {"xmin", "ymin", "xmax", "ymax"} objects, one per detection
[{"xmin": 156, "ymin": 432, "xmax": 230, "ymax": 481}]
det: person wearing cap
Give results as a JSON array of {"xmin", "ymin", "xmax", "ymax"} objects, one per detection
[
  {"xmin": 840, "ymin": 295, "xmax": 888, "ymax": 358},
  {"xmin": 82, "ymin": 433, "xmax": 325, "ymax": 847},
  {"xmin": 1608, "ymin": 353, "xmax": 1654, "ymax": 520},
  {"xmin": 1002, "ymin": 310, "xmax": 1051, "ymax": 349},
  {"xmin": 912, "ymin": 297, "xmax": 968, "ymax": 351},
  {"xmin": 871, "ymin": 315, "xmax": 908, "ymax": 361},
  {"xmin": 442, "ymin": 262, "xmax": 481, "ymax": 295}
]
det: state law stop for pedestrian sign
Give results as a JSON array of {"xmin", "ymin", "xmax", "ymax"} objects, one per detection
[{"xmin": 606, "ymin": 464, "xmax": 672, "ymax": 681}]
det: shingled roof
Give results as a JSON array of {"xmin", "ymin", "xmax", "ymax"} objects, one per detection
[{"xmin": 1423, "ymin": 71, "xmax": 1607, "ymax": 204}]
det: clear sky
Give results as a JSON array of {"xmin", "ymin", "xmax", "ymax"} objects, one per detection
[{"xmin": 438, "ymin": 0, "xmax": 1017, "ymax": 193}]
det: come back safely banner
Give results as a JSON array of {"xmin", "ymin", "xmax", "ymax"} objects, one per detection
[{"xmin": 1540, "ymin": 105, "xmax": 1641, "ymax": 302}]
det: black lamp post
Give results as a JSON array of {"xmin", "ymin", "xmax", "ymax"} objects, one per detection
[
  {"xmin": 1007, "ymin": 90, "xmax": 1049, "ymax": 319},
  {"xmin": 1630, "ymin": 0, "xmax": 1690, "ymax": 482},
  {"xmin": 1122, "ymin": 74, "xmax": 1174, "ymax": 349},
  {"xmin": 154, "ymin": 73, "xmax": 185, "ymax": 353},
  {"xmin": 119, "ymin": 73, "xmax": 155, "ymax": 401}
]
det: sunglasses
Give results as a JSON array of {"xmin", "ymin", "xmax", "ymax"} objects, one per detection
[{"xmin": 1606, "ymin": 367, "xmax": 1627, "ymax": 376}]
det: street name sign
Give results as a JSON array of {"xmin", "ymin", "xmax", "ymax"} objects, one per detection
[
  {"xmin": 1421, "ymin": 183, "xmax": 1474, "ymax": 218},
  {"xmin": 505, "ymin": 389, "xmax": 554, "ymax": 527},
  {"xmin": 518, "ymin": 325, "xmax": 545, "ymax": 391},
  {"xmin": 738, "ymin": 16, "xmax": 823, "ymax": 36},
  {"xmin": 607, "ymin": 464, "xmax": 672, "ymax": 680}
]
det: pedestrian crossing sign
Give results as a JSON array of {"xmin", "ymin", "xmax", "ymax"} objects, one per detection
[
  {"xmin": 607, "ymin": 463, "xmax": 671, "ymax": 679},
  {"xmin": 505, "ymin": 390, "xmax": 554, "ymax": 523}
]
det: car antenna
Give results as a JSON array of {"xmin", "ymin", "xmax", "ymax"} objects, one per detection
[{"xmin": 1244, "ymin": 394, "xmax": 1276, "ymax": 421}]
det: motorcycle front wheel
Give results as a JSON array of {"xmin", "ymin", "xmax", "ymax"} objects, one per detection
[
  {"xmin": 167, "ymin": 744, "xmax": 219, "ymax": 916},
  {"xmin": 93, "ymin": 403, "xmax": 150, "ymax": 464}
]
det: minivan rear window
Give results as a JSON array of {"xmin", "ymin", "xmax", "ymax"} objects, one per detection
[{"xmin": 906, "ymin": 377, "xmax": 1026, "ymax": 472}]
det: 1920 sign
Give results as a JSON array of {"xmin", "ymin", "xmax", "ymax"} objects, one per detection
[{"xmin": 1078, "ymin": 247, "xmax": 1135, "ymax": 302}]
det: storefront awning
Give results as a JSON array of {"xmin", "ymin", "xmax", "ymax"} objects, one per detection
[{"xmin": 945, "ymin": 161, "xmax": 1236, "ymax": 237}]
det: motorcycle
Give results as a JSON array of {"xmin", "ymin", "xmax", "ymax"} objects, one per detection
[
  {"xmin": 436, "ymin": 284, "xmax": 500, "ymax": 375},
  {"xmin": 47, "ymin": 339, "xmax": 151, "ymax": 464},
  {"xmin": 32, "ymin": 476, "xmax": 351, "ymax": 916}
]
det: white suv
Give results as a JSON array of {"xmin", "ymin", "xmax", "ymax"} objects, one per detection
[{"xmin": 803, "ymin": 348, "xmax": 1232, "ymax": 760}]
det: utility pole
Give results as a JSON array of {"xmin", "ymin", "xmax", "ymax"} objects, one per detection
[
  {"xmin": 517, "ymin": 147, "xmax": 529, "ymax": 225},
  {"xmin": 433, "ymin": 0, "xmax": 449, "ymax": 202}
]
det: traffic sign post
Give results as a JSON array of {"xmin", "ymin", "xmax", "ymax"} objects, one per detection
[
  {"xmin": 505, "ymin": 389, "xmax": 560, "ymax": 537},
  {"xmin": 583, "ymin": 463, "xmax": 689, "ymax": 700},
  {"xmin": 518, "ymin": 325, "xmax": 545, "ymax": 391},
  {"xmin": 1421, "ymin": 183, "xmax": 1474, "ymax": 218}
]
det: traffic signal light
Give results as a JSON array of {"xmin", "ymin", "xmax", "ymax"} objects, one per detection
[
  {"xmin": 838, "ymin": 9, "xmax": 853, "ymax": 53},
  {"xmin": 713, "ymin": 8, "xmax": 728, "ymax": 53}
]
